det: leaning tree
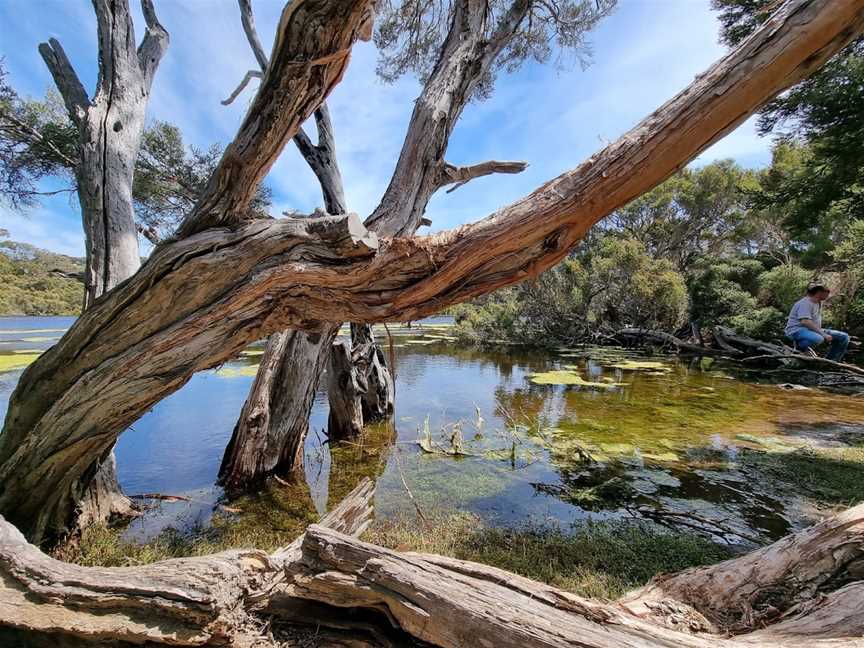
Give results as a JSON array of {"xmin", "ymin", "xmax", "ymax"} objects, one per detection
[{"xmin": 1, "ymin": 0, "xmax": 864, "ymax": 644}]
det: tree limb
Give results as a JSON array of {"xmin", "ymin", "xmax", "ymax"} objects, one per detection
[
  {"xmin": 238, "ymin": 0, "xmax": 270, "ymax": 70},
  {"xmin": 178, "ymin": 0, "xmax": 373, "ymax": 238},
  {"xmin": 138, "ymin": 0, "xmax": 170, "ymax": 88},
  {"xmin": 221, "ymin": 69, "xmax": 263, "ymax": 106},
  {"xmin": 440, "ymin": 159, "xmax": 529, "ymax": 193},
  {"xmin": 36, "ymin": 39, "xmax": 89, "ymax": 127}
]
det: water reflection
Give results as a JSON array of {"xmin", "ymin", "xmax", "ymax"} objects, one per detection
[{"xmin": 2, "ymin": 317, "xmax": 864, "ymax": 546}]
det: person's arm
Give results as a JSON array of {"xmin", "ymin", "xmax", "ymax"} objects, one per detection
[{"xmin": 800, "ymin": 318, "xmax": 831, "ymax": 341}]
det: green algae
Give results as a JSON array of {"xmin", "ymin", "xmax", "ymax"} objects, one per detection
[
  {"xmin": 0, "ymin": 353, "xmax": 40, "ymax": 372},
  {"xmin": 215, "ymin": 364, "xmax": 260, "ymax": 378},
  {"xmin": 529, "ymin": 370, "xmax": 626, "ymax": 387}
]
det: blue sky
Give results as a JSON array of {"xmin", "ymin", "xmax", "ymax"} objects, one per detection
[{"xmin": 0, "ymin": 0, "xmax": 772, "ymax": 257}]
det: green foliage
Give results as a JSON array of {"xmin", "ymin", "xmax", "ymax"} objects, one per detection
[
  {"xmin": 606, "ymin": 160, "xmax": 756, "ymax": 269},
  {"xmin": 0, "ymin": 240, "xmax": 82, "ymax": 315},
  {"xmin": 455, "ymin": 235, "xmax": 689, "ymax": 344},
  {"xmin": 757, "ymin": 264, "xmax": 811, "ymax": 311}
]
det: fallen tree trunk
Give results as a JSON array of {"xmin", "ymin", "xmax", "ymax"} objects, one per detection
[
  {"xmin": 2, "ymin": 485, "xmax": 862, "ymax": 646},
  {"xmin": 3, "ymin": 0, "xmax": 862, "ymax": 544},
  {"xmin": 617, "ymin": 328, "xmax": 734, "ymax": 356},
  {"xmin": 0, "ymin": 479, "xmax": 375, "ymax": 647}
]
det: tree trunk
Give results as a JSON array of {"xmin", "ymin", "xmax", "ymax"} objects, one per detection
[
  {"xmin": 326, "ymin": 339, "xmax": 365, "ymax": 439},
  {"xmin": 2, "ymin": 0, "xmax": 860, "ymax": 543},
  {"xmin": 222, "ymin": 0, "xmax": 526, "ymax": 490},
  {"xmin": 2, "ymin": 498, "xmax": 862, "ymax": 646},
  {"xmin": 37, "ymin": 0, "xmax": 169, "ymax": 532},
  {"xmin": 218, "ymin": 326, "xmax": 339, "ymax": 492},
  {"xmin": 351, "ymin": 323, "xmax": 394, "ymax": 422}
]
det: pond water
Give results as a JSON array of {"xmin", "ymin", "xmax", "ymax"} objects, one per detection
[{"xmin": 2, "ymin": 315, "xmax": 864, "ymax": 547}]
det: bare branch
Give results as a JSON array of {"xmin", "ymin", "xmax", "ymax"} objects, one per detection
[
  {"xmin": 36, "ymin": 39, "xmax": 89, "ymax": 127},
  {"xmin": 221, "ymin": 69, "xmax": 264, "ymax": 106},
  {"xmin": 138, "ymin": 0, "xmax": 170, "ymax": 88},
  {"xmin": 137, "ymin": 223, "xmax": 161, "ymax": 245},
  {"xmin": 178, "ymin": 0, "xmax": 373, "ymax": 238},
  {"xmin": 238, "ymin": 0, "xmax": 270, "ymax": 70},
  {"xmin": 440, "ymin": 160, "xmax": 528, "ymax": 193}
]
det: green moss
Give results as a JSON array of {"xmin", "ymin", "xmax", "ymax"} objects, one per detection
[
  {"xmin": 603, "ymin": 360, "xmax": 672, "ymax": 372},
  {"xmin": 366, "ymin": 513, "xmax": 731, "ymax": 600}
]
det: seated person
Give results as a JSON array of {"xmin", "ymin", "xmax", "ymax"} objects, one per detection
[{"xmin": 785, "ymin": 283, "xmax": 850, "ymax": 362}]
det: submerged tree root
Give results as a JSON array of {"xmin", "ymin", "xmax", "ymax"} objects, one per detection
[{"xmin": 0, "ymin": 478, "xmax": 862, "ymax": 647}]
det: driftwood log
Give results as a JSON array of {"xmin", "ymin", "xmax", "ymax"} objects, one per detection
[
  {"xmin": 1, "ymin": 486, "xmax": 862, "ymax": 647},
  {"xmin": 618, "ymin": 326, "xmax": 864, "ymax": 389}
]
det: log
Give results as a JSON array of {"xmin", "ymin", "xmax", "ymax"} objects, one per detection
[
  {"xmin": 2, "ymin": 484, "xmax": 863, "ymax": 646},
  {"xmin": 617, "ymin": 328, "xmax": 734, "ymax": 356},
  {"xmin": 0, "ymin": 478, "xmax": 375, "ymax": 646},
  {"xmin": 621, "ymin": 502, "xmax": 864, "ymax": 635}
]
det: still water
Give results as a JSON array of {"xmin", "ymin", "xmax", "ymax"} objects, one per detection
[{"xmin": 2, "ymin": 315, "xmax": 863, "ymax": 546}]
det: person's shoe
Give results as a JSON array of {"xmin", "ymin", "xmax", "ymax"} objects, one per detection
[{"xmin": 806, "ymin": 348, "xmax": 819, "ymax": 358}]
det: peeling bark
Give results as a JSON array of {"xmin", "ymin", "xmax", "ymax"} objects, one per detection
[{"xmin": 2, "ymin": 0, "xmax": 862, "ymax": 543}]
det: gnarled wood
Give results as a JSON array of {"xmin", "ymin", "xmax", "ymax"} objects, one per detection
[
  {"xmin": 3, "ymin": 0, "xmax": 862, "ymax": 543},
  {"xmin": 175, "ymin": 0, "xmax": 374, "ymax": 238},
  {"xmin": 0, "ymin": 479, "xmax": 375, "ymax": 646},
  {"xmin": 1, "ymin": 487, "xmax": 862, "ymax": 646},
  {"xmin": 326, "ymin": 340, "xmax": 365, "ymax": 439},
  {"xmin": 350, "ymin": 323, "xmax": 394, "ymax": 422}
]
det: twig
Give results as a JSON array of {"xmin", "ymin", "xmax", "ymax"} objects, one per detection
[{"xmin": 394, "ymin": 449, "xmax": 429, "ymax": 526}]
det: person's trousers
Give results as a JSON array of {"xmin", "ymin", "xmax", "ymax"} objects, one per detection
[{"xmin": 788, "ymin": 328, "xmax": 850, "ymax": 361}]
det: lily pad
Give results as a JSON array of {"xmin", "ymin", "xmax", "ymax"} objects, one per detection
[{"xmin": 529, "ymin": 370, "xmax": 626, "ymax": 388}]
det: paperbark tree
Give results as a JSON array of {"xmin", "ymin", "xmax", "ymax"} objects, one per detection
[
  {"xmin": 34, "ymin": 0, "xmax": 169, "ymax": 530},
  {"xmin": 0, "ymin": 0, "xmax": 860, "ymax": 547}
]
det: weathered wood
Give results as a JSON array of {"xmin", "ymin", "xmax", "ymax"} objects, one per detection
[
  {"xmin": 38, "ymin": 0, "xmax": 170, "ymax": 531},
  {"xmin": 326, "ymin": 340, "xmax": 365, "ymax": 439},
  {"xmin": 621, "ymin": 501, "xmax": 864, "ymax": 636},
  {"xmin": 3, "ymin": 0, "xmax": 862, "ymax": 543},
  {"xmin": 1, "ymin": 485, "xmax": 862, "ymax": 646},
  {"xmin": 0, "ymin": 479, "xmax": 375, "ymax": 646},
  {"xmin": 351, "ymin": 323, "xmax": 394, "ymax": 422},
  {"xmin": 175, "ymin": 0, "xmax": 374, "ymax": 237},
  {"xmin": 218, "ymin": 327, "xmax": 338, "ymax": 492}
]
